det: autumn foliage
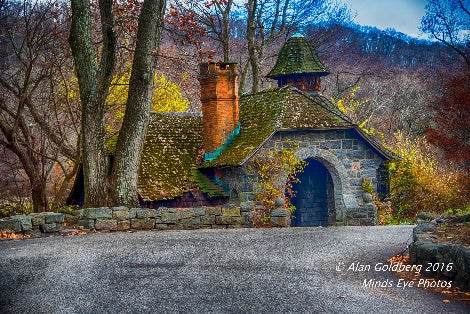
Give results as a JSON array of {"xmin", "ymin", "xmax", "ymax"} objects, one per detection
[
  {"xmin": 386, "ymin": 132, "xmax": 470, "ymax": 222},
  {"xmin": 426, "ymin": 71, "xmax": 470, "ymax": 170},
  {"xmin": 249, "ymin": 144, "xmax": 307, "ymax": 227}
]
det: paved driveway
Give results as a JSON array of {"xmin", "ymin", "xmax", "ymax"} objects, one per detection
[{"xmin": 0, "ymin": 226, "xmax": 468, "ymax": 313}]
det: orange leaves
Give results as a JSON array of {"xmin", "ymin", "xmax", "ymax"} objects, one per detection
[
  {"xmin": 0, "ymin": 231, "xmax": 32, "ymax": 240},
  {"xmin": 165, "ymin": 3, "xmax": 215, "ymax": 62}
]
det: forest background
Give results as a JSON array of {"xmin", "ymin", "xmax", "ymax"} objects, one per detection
[{"xmin": 0, "ymin": 0, "xmax": 468, "ymax": 223}]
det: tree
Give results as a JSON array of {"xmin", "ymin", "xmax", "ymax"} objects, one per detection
[
  {"xmin": 426, "ymin": 71, "xmax": 470, "ymax": 170},
  {"xmin": 421, "ymin": 0, "xmax": 470, "ymax": 68},
  {"xmin": 167, "ymin": 0, "xmax": 235, "ymax": 62},
  {"xmin": 246, "ymin": 0, "xmax": 351, "ymax": 92},
  {"xmin": 0, "ymin": 0, "xmax": 80, "ymax": 212},
  {"xmin": 69, "ymin": 0, "xmax": 167, "ymax": 207}
]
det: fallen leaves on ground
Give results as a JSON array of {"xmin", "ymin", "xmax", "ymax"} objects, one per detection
[{"xmin": 0, "ymin": 231, "xmax": 32, "ymax": 240}]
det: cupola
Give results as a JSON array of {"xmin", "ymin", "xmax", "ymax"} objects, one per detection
[{"xmin": 267, "ymin": 33, "xmax": 329, "ymax": 95}]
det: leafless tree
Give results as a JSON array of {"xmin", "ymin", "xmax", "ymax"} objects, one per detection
[
  {"xmin": 421, "ymin": 0, "xmax": 470, "ymax": 68},
  {"xmin": 0, "ymin": 0, "xmax": 80, "ymax": 212}
]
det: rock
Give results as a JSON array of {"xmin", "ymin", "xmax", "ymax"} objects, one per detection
[
  {"xmin": 129, "ymin": 208, "xmax": 139, "ymax": 219},
  {"xmin": 215, "ymin": 216, "xmax": 245, "ymax": 225},
  {"xmin": 40, "ymin": 223, "xmax": 62, "ymax": 233},
  {"xmin": 30, "ymin": 213, "xmax": 45, "ymax": 226},
  {"xmin": 83, "ymin": 208, "xmax": 112, "ymax": 219},
  {"xmin": 201, "ymin": 215, "xmax": 215, "ymax": 225},
  {"xmin": 117, "ymin": 220, "xmax": 131, "ymax": 231},
  {"xmin": 136, "ymin": 209, "xmax": 149, "ymax": 219},
  {"xmin": 112, "ymin": 206, "xmax": 128, "ymax": 212},
  {"xmin": 413, "ymin": 223, "xmax": 438, "ymax": 241},
  {"xmin": 95, "ymin": 219, "xmax": 117, "ymax": 231},
  {"xmin": 64, "ymin": 214, "xmax": 77, "ymax": 224},
  {"xmin": 431, "ymin": 218, "xmax": 445, "ymax": 224},
  {"xmin": 44, "ymin": 213, "xmax": 64, "ymax": 224},
  {"xmin": 26, "ymin": 229, "xmax": 42, "ymax": 238},
  {"xmin": 205, "ymin": 207, "xmax": 221, "ymax": 216},
  {"xmin": 113, "ymin": 210, "xmax": 130, "ymax": 220},
  {"xmin": 270, "ymin": 216, "xmax": 291, "ymax": 227},
  {"xmin": 240, "ymin": 202, "xmax": 254, "ymax": 212},
  {"xmin": 274, "ymin": 197, "xmax": 285, "ymax": 208},
  {"xmin": 148, "ymin": 209, "xmax": 159, "ymax": 218},
  {"xmin": 77, "ymin": 219, "xmax": 95, "ymax": 230},
  {"xmin": 12, "ymin": 215, "xmax": 32, "ymax": 231},
  {"xmin": 221, "ymin": 207, "xmax": 240, "ymax": 217},
  {"xmin": 0, "ymin": 218, "xmax": 21, "ymax": 233},
  {"xmin": 176, "ymin": 209, "xmax": 194, "ymax": 220},
  {"xmin": 270, "ymin": 208, "xmax": 290, "ymax": 217},
  {"xmin": 155, "ymin": 224, "xmax": 168, "ymax": 230},
  {"xmin": 362, "ymin": 192, "xmax": 373, "ymax": 204},
  {"xmin": 160, "ymin": 212, "xmax": 177, "ymax": 224},
  {"xmin": 131, "ymin": 218, "xmax": 155, "ymax": 229},
  {"xmin": 194, "ymin": 207, "xmax": 206, "ymax": 216},
  {"xmin": 183, "ymin": 217, "xmax": 201, "ymax": 229}
]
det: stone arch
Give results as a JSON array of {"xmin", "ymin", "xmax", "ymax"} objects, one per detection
[{"xmin": 295, "ymin": 147, "xmax": 350, "ymax": 224}]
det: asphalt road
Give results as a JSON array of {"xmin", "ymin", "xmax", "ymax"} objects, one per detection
[{"xmin": 0, "ymin": 226, "xmax": 468, "ymax": 313}]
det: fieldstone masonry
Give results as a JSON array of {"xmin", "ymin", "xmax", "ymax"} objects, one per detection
[
  {"xmin": 0, "ymin": 212, "xmax": 64, "ymax": 234},
  {"xmin": 76, "ymin": 206, "xmax": 248, "ymax": 231},
  {"xmin": 219, "ymin": 129, "xmax": 385, "ymax": 226}
]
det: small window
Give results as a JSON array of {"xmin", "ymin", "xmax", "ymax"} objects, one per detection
[{"xmin": 377, "ymin": 163, "xmax": 390, "ymax": 200}]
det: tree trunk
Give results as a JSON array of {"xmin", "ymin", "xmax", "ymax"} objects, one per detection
[
  {"xmin": 247, "ymin": 0, "xmax": 260, "ymax": 93},
  {"xmin": 109, "ymin": 0, "xmax": 166, "ymax": 207},
  {"xmin": 31, "ymin": 178, "xmax": 48, "ymax": 213},
  {"xmin": 221, "ymin": 0, "xmax": 233, "ymax": 62},
  {"xmin": 69, "ymin": 0, "xmax": 116, "ymax": 207},
  {"xmin": 238, "ymin": 61, "xmax": 250, "ymax": 95}
]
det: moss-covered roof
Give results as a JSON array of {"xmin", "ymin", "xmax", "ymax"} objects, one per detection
[
  {"xmin": 131, "ymin": 112, "xmax": 225, "ymax": 201},
  {"xmin": 267, "ymin": 34, "xmax": 329, "ymax": 79},
  {"xmin": 200, "ymin": 85, "xmax": 354, "ymax": 168},
  {"xmin": 136, "ymin": 112, "xmax": 202, "ymax": 201}
]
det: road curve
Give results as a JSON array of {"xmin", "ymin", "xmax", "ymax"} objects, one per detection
[{"xmin": 0, "ymin": 226, "xmax": 468, "ymax": 313}]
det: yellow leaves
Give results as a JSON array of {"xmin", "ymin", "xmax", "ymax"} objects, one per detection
[
  {"xmin": 249, "ymin": 141, "xmax": 307, "ymax": 227},
  {"xmin": 151, "ymin": 74, "xmax": 189, "ymax": 112},
  {"xmin": 386, "ymin": 131, "xmax": 470, "ymax": 219},
  {"xmin": 332, "ymin": 85, "xmax": 368, "ymax": 117},
  {"xmin": 106, "ymin": 65, "xmax": 189, "ymax": 133}
]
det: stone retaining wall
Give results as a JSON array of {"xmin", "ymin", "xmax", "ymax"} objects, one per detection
[
  {"xmin": 0, "ymin": 212, "xmax": 64, "ymax": 234},
  {"xmin": 409, "ymin": 223, "xmax": 470, "ymax": 290},
  {"xmin": 76, "ymin": 206, "xmax": 249, "ymax": 231}
]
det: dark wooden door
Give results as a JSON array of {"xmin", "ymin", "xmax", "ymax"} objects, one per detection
[{"xmin": 291, "ymin": 159, "xmax": 330, "ymax": 227}]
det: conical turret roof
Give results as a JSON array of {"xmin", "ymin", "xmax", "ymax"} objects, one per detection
[{"xmin": 267, "ymin": 33, "xmax": 329, "ymax": 79}]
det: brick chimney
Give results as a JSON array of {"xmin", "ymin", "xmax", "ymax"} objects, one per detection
[{"xmin": 199, "ymin": 62, "xmax": 239, "ymax": 155}]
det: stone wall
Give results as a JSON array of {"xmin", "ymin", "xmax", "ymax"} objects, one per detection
[
  {"xmin": 0, "ymin": 212, "xmax": 64, "ymax": 234},
  {"xmin": 409, "ymin": 223, "xmax": 470, "ymax": 290},
  {"xmin": 219, "ymin": 129, "xmax": 386, "ymax": 226},
  {"xmin": 76, "ymin": 206, "xmax": 249, "ymax": 231}
]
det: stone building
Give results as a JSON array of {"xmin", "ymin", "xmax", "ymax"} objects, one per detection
[{"xmin": 68, "ymin": 33, "xmax": 396, "ymax": 227}]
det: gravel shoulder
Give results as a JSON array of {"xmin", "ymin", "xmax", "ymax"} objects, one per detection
[{"xmin": 0, "ymin": 225, "xmax": 468, "ymax": 313}]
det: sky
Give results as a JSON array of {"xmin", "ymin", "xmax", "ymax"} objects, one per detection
[{"xmin": 339, "ymin": 0, "xmax": 428, "ymax": 38}]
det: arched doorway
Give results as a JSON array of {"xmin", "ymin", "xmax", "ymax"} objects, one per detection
[{"xmin": 291, "ymin": 158, "xmax": 335, "ymax": 227}]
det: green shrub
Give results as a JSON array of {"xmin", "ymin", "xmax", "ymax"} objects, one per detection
[{"xmin": 0, "ymin": 203, "xmax": 34, "ymax": 219}]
